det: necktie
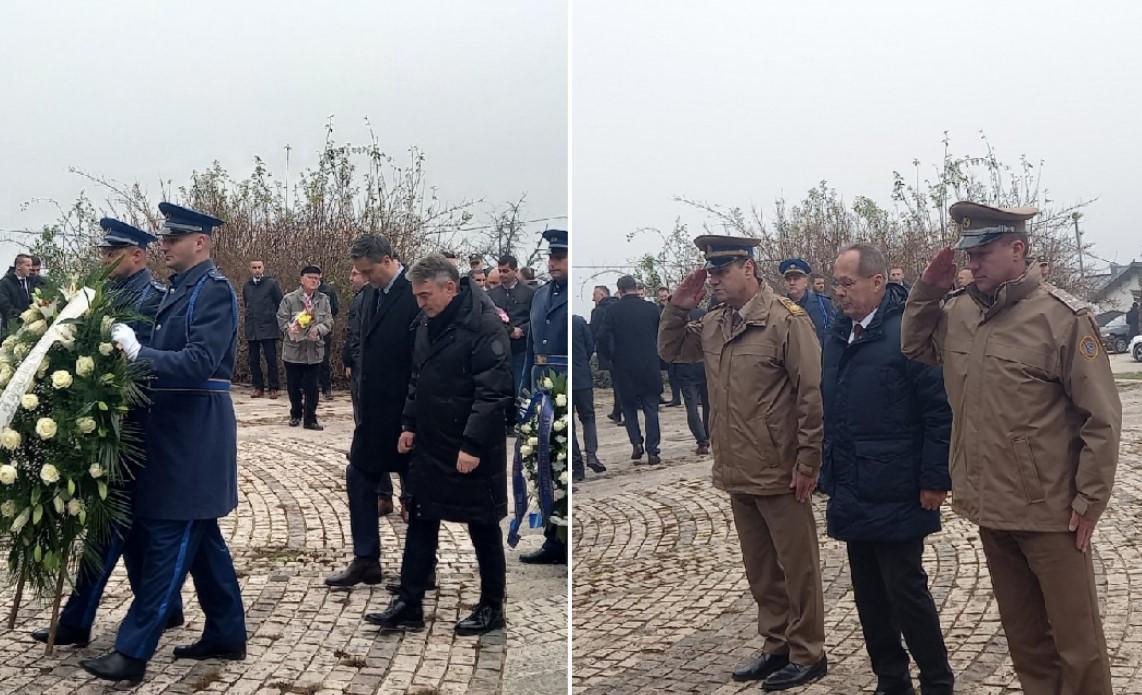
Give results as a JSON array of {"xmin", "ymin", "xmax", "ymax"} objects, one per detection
[
  {"xmin": 375, "ymin": 288, "xmax": 385, "ymax": 315},
  {"xmin": 730, "ymin": 311, "xmax": 743, "ymax": 333},
  {"xmin": 852, "ymin": 323, "xmax": 864, "ymax": 340}
]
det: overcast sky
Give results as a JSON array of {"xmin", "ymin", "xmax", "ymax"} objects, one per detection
[
  {"xmin": 571, "ymin": 0, "xmax": 1142, "ymax": 315},
  {"xmin": 0, "ymin": 1, "xmax": 566, "ymax": 264}
]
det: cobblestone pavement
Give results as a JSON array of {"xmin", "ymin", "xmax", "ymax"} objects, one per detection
[
  {"xmin": 572, "ymin": 377, "xmax": 1142, "ymax": 694},
  {"xmin": 0, "ymin": 389, "xmax": 567, "ymax": 694}
]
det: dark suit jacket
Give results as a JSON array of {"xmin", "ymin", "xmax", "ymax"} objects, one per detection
[
  {"xmin": 487, "ymin": 281, "xmax": 535, "ymax": 354},
  {"xmin": 349, "ymin": 270, "xmax": 421, "ymax": 474},
  {"xmin": 572, "ymin": 315, "xmax": 594, "ymax": 391},
  {"xmin": 597, "ymin": 294, "xmax": 662, "ymax": 397}
]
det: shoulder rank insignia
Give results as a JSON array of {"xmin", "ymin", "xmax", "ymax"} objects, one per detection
[
  {"xmin": 1078, "ymin": 334, "xmax": 1100, "ymax": 361},
  {"xmin": 1045, "ymin": 285, "xmax": 1094, "ymax": 315},
  {"xmin": 776, "ymin": 296, "xmax": 806, "ymax": 316}
]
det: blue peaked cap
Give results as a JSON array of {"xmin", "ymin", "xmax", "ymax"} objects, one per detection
[
  {"xmin": 98, "ymin": 218, "xmax": 157, "ymax": 248},
  {"xmin": 779, "ymin": 258, "xmax": 812, "ymax": 276},
  {"xmin": 158, "ymin": 202, "xmax": 224, "ymax": 236},
  {"xmin": 543, "ymin": 228, "xmax": 568, "ymax": 250}
]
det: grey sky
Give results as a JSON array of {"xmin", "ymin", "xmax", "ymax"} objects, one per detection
[
  {"xmin": 0, "ymin": 1, "xmax": 566, "ymax": 264},
  {"xmin": 571, "ymin": 0, "xmax": 1142, "ymax": 315}
]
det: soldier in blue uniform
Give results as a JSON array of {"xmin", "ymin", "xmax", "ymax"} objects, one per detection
[
  {"xmin": 781, "ymin": 257, "xmax": 834, "ymax": 345},
  {"xmin": 518, "ymin": 228, "xmax": 569, "ymax": 565},
  {"xmin": 81, "ymin": 203, "xmax": 247, "ymax": 684},
  {"xmin": 31, "ymin": 218, "xmax": 185, "ymax": 647}
]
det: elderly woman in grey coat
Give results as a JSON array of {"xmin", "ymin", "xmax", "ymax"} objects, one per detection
[{"xmin": 277, "ymin": 265, "xmax": 333, "ymax": 429}]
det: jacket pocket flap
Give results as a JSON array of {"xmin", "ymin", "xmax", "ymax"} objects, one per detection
[
  {"xmin": 944, "ymin": 338, "xmax": 972, "ymax": 354},
  {"xmin": 985, "ymin": 341, "xmax": 1054, "ymax": 372},
  {"xmin": 734, "ymin": 345, "xmax": 778, "ymax": 358}
]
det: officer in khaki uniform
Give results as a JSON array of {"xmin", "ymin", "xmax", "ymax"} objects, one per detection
[
  {"xmin": 660, "ymin": 236, "xmax": 827, "ymax": 692},
  {"xmin": 902, "ymin": 201, "xmax": 1121, "ymax": 695}
]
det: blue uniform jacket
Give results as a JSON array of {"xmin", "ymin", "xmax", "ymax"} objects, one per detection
[
  {"xmin": 798, "ymin": 289, "xmax": 835, "ymax": 345},
  {"xmin": 524, "ymin": 279, "xmax": 568, "ymax": 389},
  {"xmin": 113, "ymin": 268, "xmax": 167, "ymax": 347},
  {"xmin": 134, "ymin": 260, "xmax": 239, "ymax": 520}
]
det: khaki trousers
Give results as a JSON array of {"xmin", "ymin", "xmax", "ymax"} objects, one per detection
[
  {"xmin": 730, "ymin": 492, "xmax": 825, "ymax": 664},
  {"xmin": 979, "ymin": 528, "xmax": 1112, "ymax": 695}
]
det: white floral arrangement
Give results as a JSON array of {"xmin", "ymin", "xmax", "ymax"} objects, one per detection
[
  {"xmin": 517, "ymin": 372, "xmax": 570, "ymax": 536},
  {"xmin": 0, "ymin": 279, "xmax": 146, "ymax": 604}
]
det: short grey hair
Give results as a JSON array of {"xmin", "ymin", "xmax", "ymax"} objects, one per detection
[
  {"xmin": 839, "ymin": 243, "xmax": 887, "ymax": 277},
  {"xmin": 349, "ymin": 234, "xmax": 395, "ymax": 262},
  {"xmin": 408, "ymin": 254, "xmax": 460, "ymax": 285}
]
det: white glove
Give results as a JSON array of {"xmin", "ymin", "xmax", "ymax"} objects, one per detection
[{"xmin": 110, "ymin": 323, "xmax": 141, "ymax": 361}]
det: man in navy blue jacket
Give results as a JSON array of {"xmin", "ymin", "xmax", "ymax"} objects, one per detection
[{"xmin": 818, "ymin": 244, "xmax": 954, "ymax": 695}]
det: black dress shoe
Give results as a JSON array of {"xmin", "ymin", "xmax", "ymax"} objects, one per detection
[
  {"xmin": 762, "ymin": 656, "xmax": 827, "ymax": 691},
  {"xmin": 873, "ymin": 684, "xmax": 915, "ymax": 695},
  {"xmin": 647, "ymin": 454, "xmax": 662, "ymax": 465},
  {"xmin": 606, "ymin": 413, "xmax": 623, "ymax": 425},
  {"xmin": 289, "ymin": 417, "xmax": 301, "ymax": 427},
  {"xmin": 455, "ymin": 603, "xmax": 505, "ymax": 635},
  {"xmin": 572, "ymin": 469, "xmax": 585, "ymax": 483},
  {"xmin": 519, "ymin": 543, "xmax": 566, "ymax": 565},
  {"xmin": 303, "ymin": 420, "xmax": 323, "ymax": 431},
  {"xmin": 325, "ymin": 559, "xmax": 383, "ymax": 587},
  {"xmin": 586, "ymin": 456, "xmax": 607, "ymax": 473},
  {"xmin": 80, "ymin": 651, "xmax": 146, "ymax": 685},
  {"xmin": 165, "ymin": 610, "xmax": 185, "ymax": 630},
  {"xmin": 696, "ymin": 442, "xmax": 710, "ymax": 456},
  {"xmin": 630, "ymin": 444, "xmax": 644, "ymax": 460},
  {"xmin": 664, "ymin": 400, "xmax": 682, "ymax": 407},
  {"xmin": 173, "ymin": 640, "xmax": 247, "ymax": 661},
  {"xmin": 31, "ymin": 623, "xmax": 90, "ymax": 647},
  {"xmin": 364, "ymin": 599, "xmax": 425, "ymax": 630},
  {"xmin": 732, "ymin": 652, "xmax": 789, "ymax": 682}
]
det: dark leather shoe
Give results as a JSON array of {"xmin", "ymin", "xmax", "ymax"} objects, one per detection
[
  {"xmin": 873, "ymin": 684, "xmax": 915, "ymax": 695},
  {"xmin": 268, "ymin": 389, "xmax": 280, "ymax": 399},
  {"xmin": 519, "ymin": 543, "xmax": 566, "ymax": 565},
  {"xmin": 630, "ymin": 444, "xmax": 644, "ymax": 460},
  {"xmin": 173, "ymin": 640, "xmax": 246, "ymax": 661},
  {"xmin": 80, "ymin": 651, "xmax": 146, "ymax": 684},
  {"xmin": 586, "ymin": 455, "xmax": 606, "ymax": 473},
  {"xmin": 377, "ymin": 497, "xmax": 395, "ymax": 516},
  {"xmin": 385, "ymin": 571, "xmax": 437, "ymax": 594},
  {"xmin": 31, "ymin": 623, "xmax": 90, "ymax": 647},
  {"xmin": 606, "ymin": 413, "xmax": 623, "ymax": 425},
  {"xmin": 165, "ymin": 610, "xmax": 185, "ymax": 630},
  {"xmin": 647, "ymin": 454, "xmax": 662, "ymax": 465},
  {"xmin": 455, "ymin": 603, "xmax": 505, "ymax": 635},
  {"xmin": 289, "ymin": 417, "xmax": 301, "ymax": 427},
  {"xmin": 364, "ymin": 599, "xmax": 425, "ymax": 630},
  {"xmin": 303, "ymin": 420, "xmax": 323, "ymax": 431},
  {"xmin": 251, "ymin": 389, "xmax": 265, "ymax": 398},
  {"xmin": 572, "ymin": 469, "xmax": 585, "ymax": 483},
  {"xmin": 696, "ymin": 443, "xmax": 710, "ymax": 456},
  {"xmin": 731, "ymin": 652, "xmax": 789, "ymax": 682},
  {"xmin": 325, "ymin": 559, "xmax": 383, "ymax": 587},
  {"xmin": 762, "ymin": 656, "xmax": 827, "ymax": 691},
  {"xmin": 664, "ymin": 400, "xmax": 682, "ymax": 407}
]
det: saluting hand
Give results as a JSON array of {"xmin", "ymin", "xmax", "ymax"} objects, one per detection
[
  {"xmin": 790, "ymin": 468, "xmax": 817, "ymax": 503},
  {"xmin": 1069, "ymin": 510, "xmax": 1097, "ymax": 553},
  {"xmin": 457, "ymin": 451, "xmax": 480, "ymax": 474},
  {"xmin": 398, "ymin": 431, "xmax": 416, "ymax": 454},
  {"xmin": 670, "ymin": 268, "xmax": 708, "ymax": 310},
  {"xmin": 921, "ymin": 247, "xmax": 958, "ymax": 290}
]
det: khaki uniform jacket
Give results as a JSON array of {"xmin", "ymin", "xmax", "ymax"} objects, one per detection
[
  {"xmin": 277, "ymin": 288, "xmax": 333, "ymax": 365},
  {"xmin": 659, "ymin": 283, "xmax": 823, "ymax": 496},
  {"xmin": 901, "ymin": 267, "xmax": 1121, "ymax": 530}
]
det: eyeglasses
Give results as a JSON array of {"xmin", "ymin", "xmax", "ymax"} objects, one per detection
[{"xmin": 831, "ymin": 275, "xmax": 879, "ymax": 289}]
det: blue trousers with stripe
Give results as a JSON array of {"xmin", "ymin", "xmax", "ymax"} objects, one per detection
[
  {"xmin": 114, "ymin": 518, "xmax": 246, "ymax": 661},
  {"xmin": 58, "ymin": 524, "xmax": 183, "ymax": 632}
]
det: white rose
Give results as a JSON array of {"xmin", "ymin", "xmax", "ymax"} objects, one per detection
[
  {"xmin": 75, "ymin": 356, "xmax": 95, "ymax": 377},
  {"xmin": 0, "ymin": 464, "xmax": 17, "ymax": 485},
  {"xmin": 13, "ymin": 343, "xmax": 29, "ymax": 360},
  {"xmin": 0, "ymin": 500, "xmax": 16, "ymax": 517},
  {"xmin": 36, "ymin": 418, "xmax": 58, "ymax": 440},
  {"xmin": 20, "ymin": 394, "xmax": 39, "ymax": 411},
  {"xmin": 542, "ymin": 377, "xmax": 554, "ymax": 390},
  {"xmin": 556, "ymin": 450, "xmax": 567, "ymax": 462},
  {"xmin": 1, "ymin": 336, "xmax": 14, "ymax": 349},
  {"xmin": 99, "ymin": 342, "xmax": 114, "ymax": 356},
  {"xmin": 555, "ymin": 394, "xmax": 568, "ymax": 408},
  {"xmin": 101, "ymin": 315, "xmax": 115, "ymax": 335},
  {"xmin": 51, "ymin": 371, "xmax": 73, "ymax": 389},
  {"xmin": 0, "ymin": 428, "xmax": 21, "ymax": 450},
  {"xmin": 528, "ymin": 437, "xmax": 539, "ymax": 447},
  {"xmin": 66, "ymin": 499, "xmax": 82, "ymax": 517},
  {"xmin": 11, "ymin": 508, "xmax": 29, "ymax": 532},
  {"xmin": 88, "ymin": 463, "xmax": 104, "ymax": 479},
  {"xmin": 20, "ymin": 308, "xmax": 39, "ymax": 323},
  {"xmin": 52, "ymin": 496, "xmax": 65, "ymax": 515},
  {"xmin": 25, "ymin": 320, "xmax": 47, "ymax": 336},
  {"xmin": 553, "ymin": 419, "xmax": 566, "ymax": 432},
  {"xmin": 520, "ymin": 444, "xmax": 534, "ymax": 457},
  {"xmin": 39, "ymin": 463, "xmax": 60, "ymax": 484},
  {"xmin": 0, "ymin": 365, "xmax": 11, "ymax": 387},
  {"xmin": 559, "ymin": 471, "xmax": 569, "ymax": 484},
  {"xmin": 519, "ymin": 422, "xmax": 532, "ymax": 434},
  {"xmin": 58, "ymin": 324, "xmax": 76, "ymax": 340},
  {"xmin": 554, "ymin": 489, "xmax": 566, "ymax": 501},
  {"xmin": 76, "ymin": 417, "xmax": 97, "ymax": 435}
]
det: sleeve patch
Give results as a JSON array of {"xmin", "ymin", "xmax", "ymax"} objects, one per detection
[{"xmin": 1079, "ymin": 335, "xmax": 1100, "ymax": 361}]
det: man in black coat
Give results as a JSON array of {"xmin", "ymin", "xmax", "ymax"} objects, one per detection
[
  {"xmin": 590, "ymin": 286, "xmax": 623, "ymax": 425},
  {"xmin": 317, "ymin": 272, "xmax": 341, "ymax": 399},
  {"xmin": 486, "ymin": 254, "xmax": 535, "ymax": 396},
  {"xmin": 326, "ymin": 234, "xmax": 420, "ymax": 588},
  {"xmin": 597, "ymin": 275, "xmax": 663, "ymax": 464},
  {"xmin": 572, "ymin": 314, "xmax": 606, "ymax": 481},
  {"xmin": 242, "ymin": 259, "xmax": 284, "ymax": 398},
  {"xmin": 365, "ymin": 255, "xmax": 514, "ymax": 635},
  {"xmin": 0, "ymin": 253, "xmax": 41, "ymax": 330},
  {"xmin": 819, "ymin": 244, "xmax": 954, "ymax": 695}
]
